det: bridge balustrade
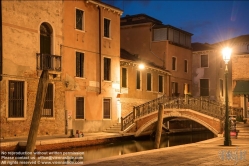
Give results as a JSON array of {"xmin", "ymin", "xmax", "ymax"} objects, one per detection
[{"xmin": 121, "ymin": 96, "xmax": 243, "ymax": 131}]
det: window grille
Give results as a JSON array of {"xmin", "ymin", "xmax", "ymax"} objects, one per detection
[
  {"xmin": 76, "ymin": 52, "xmax": 84, "ymax": 77},
  {"xmin": 104, "ymin": 18, "xmax": 110, "ymax": 38},
  {"xmin": 8, "ymin": 81, "xmax": 24, "ymax": 118},
  {"xmin": 42, "ymin": 83, "xmax": 53, "ymax": 117},
  {"xmin": 104, "ymin": 57, "xmax": 111, "ymax": 81}
]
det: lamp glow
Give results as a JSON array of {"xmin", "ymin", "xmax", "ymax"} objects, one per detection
[
  {"xmin": 138, "ymin": 64, "xmax": 145, "ymax": 70},
  {"xmin": 222, "ymin": 47, "xmax": 232, "ymax": 64}
]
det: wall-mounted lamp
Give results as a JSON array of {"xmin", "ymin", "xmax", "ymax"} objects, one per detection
[{"xmin": 138, "ymin": 63, "xmax": 145, "ymax": 70}]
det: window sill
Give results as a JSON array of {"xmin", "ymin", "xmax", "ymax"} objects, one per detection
[
  {"xmin": 103, "ymin": 37, "xmax": 112, "ymax": 40},
  {"xmin": 103, "ymin": 118, "xmax": 111, "ymax": 120},
  {"xmin": 75, "ymin": 29, "xmax": 86, "ymax": 33},
  {"xmin": 75, "ymin": 77, "xmax": 86, "ymax": 80},
  {"xmin": 7, "ymin": 118, "xmax": 26, "ymax": 121},
  {"xmin": 75, "ymin": 119, "xmax": 85, "ymax": 121},
  {"xmin": 41, "ymin": 117, "xmax": 55, "ymax": 120}
]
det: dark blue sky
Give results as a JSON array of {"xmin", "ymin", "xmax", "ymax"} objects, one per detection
[{"xmin": 103, "ymin": 0, "xmax": 249, "ymax": 44}]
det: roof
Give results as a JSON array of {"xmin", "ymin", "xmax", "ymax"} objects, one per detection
[
  {"xmin": 121, "ymin": 14, "xmax": 162, "ymax": 26},
  {"xmin": 191, "ymin": 42, "xmax": 215, "ymax": 51},
  {"xmin": 120, "ymin": 49, "xmax": 168, "ymax": 71},
  {"xmin": 153, "ymin": 24, "xmax": 193, "ymax": 36},
  {"xmin": 212, "ymin": 35, "xmax": 249, "ymax": 47}
]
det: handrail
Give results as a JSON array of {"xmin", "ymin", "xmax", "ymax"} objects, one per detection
[{"xmin": 121, "ymin": 96, "xmax": 243, "ymax": 131}]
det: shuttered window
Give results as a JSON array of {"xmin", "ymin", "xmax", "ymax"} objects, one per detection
[
  {"xmin": 76, "ymin": 52, "xmax": 84, "ymax": 77},
  {"xmin": 42, "ymin": 83, "xmax": 53, "ymax": 117},
  {"xmin": 200, "ymin": 79, "xmax": 209, "ymax": 96},
  {"xmin": 103, "ymin": 98, "xmax": 111, "ymax": 119},
  {"xmin": 201, "ymin": 55, "xmax": 208, "ymax": 67},
  {"xmin": 153, "ymin": 28, "xmax": 167, "ymax": 41},
  {"xmin": 76, "ymin": 97, "xmax": 84, "ymax": 119},
  {"xmin": 8, "ymin": 81, "xmax": 24, "ymax": 118}
]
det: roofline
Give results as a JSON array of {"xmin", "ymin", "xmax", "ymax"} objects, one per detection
[
  {"xmin": 86, "ymin": 0, "xmax": 123, "ymax": 15},
  {"xmin": 120, "ymin": 59, "xmax": 171, "ymax": 75},
  {"xmin": 154, "ymin": 24, "xmax": 193, "ymax": 36},
  {"xmin": 121, "ymin": 13, "xmax": 162, "ymax": 24}
]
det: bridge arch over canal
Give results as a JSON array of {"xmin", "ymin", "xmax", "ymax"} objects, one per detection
[{"xmin": 121, "ymin": 96, "xmax": 242, "ymax": 137}]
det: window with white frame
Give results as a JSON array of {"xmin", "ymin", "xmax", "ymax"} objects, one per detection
[
  {"xmin": 8, "ymin": 81, "xmax": 24, "ymax": 118},
  {"xmin": 76, "ymin": 97, "xmax": 84, "ymax": 119},
  {"xmin": 104, "ymin": 18, "xmax": 111, "ymax": 38},
  {"xmin": 76, "ymin": 8, "xmax": 84, "ymax": 30}
]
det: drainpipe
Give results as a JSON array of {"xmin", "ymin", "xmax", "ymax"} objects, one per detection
[
  {"xmin": 98, "ymin": 6, "xmax": 102, "ymax": 94},
  {"xmin": 150, "ymin": 24, "xmax": 165, "ymax": 69},
  {"xmin": 0, "ymin": 0, "xmax": 2, "ymax": 81}
]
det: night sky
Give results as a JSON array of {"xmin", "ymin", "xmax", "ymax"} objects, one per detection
[{"xmin": 103, "ymin": 0, "xmax": 249, "ymax": 44}]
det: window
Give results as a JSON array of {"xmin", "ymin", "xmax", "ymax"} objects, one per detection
[
  {"xmin": 8, "ymin": 81, "xmax": 24, "ymax": 118},
  {"xmin": 76, "ymin": 52, "xmax": 84, "ymax": 77},
  {"xmin": 201, "ymin": 55, "xmax": 208, "ymax": 67},
  {"xmin": 42, "ymin": 83, "xmax": 53, "ymax": 117},
  {"xmin": 121, "ymin": 68, "xmax": 127, "ymax": 88},
  {"xmin": 76, "ymin": 97, "xmax": 84, "ymax": 119},
  {"xmin": 76, "ymin": 9, "xmax": 84, "ymax": 30},
  {"xmin": 153, "ymin": 28, "xmax": 167, "ymax": 41},
  {"xmin": 200, "ymin": 79, "xmax": 209, "ymax": 96},
  {"xmin": 136, "ymin": 70, "xmax": 141, "ymax": 90},
  {"xmin": 104, "ymin": 18, "xmax": 111, "ymax": 38},
  {"xmin": 184, "ymin": 60, "xmax": 188, "ymax": 72},
  {"xmin": 103, "ymin": 98, "xmax": 111, "ymax": 119},
  {"xmin": 158, "ymin": 75, "xmax": 163, "ymax": 93},
  {"xmin": 172, "ymin": 57, "xmax": 177, "ymax": 70},
  {"xmin": 147, "ymin": 73, "xmax": 152, "ymax": 91},
  {"xmin": 172, "ymin": 82, "xmax": 178, "ymax": 97},
  {"xmin": 220, "ymin": 79, "xmax": 223, "ymax": 97},
  {"xmin": 104, "ymin": 57, "xmax": 111, "ymax": 81},
  {"xmin": 184, "ymin": 83, "xmax": 190, "ymax": 94}
]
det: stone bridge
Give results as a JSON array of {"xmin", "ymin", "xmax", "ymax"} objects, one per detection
[{"xmin": 121, "ymin": 96, "xmax": 242, "ymax": 137}]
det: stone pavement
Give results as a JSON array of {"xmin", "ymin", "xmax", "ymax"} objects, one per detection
[{"xmin": 81, "ymin": 137, "xmax": 249, "ymax": 166}]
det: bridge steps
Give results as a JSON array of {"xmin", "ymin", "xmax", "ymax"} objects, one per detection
[
  {"xmin": 104, "ymin": 123, "xmax": 121, "ymax": 133},
  {"xmin": 236, "ymin": 123, "xmax": 249, "ymax": 138}
]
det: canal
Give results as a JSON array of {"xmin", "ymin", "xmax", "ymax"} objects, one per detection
[{"xmin": 61, "ymin": 131, "xmax": 215, "ymax": 162}]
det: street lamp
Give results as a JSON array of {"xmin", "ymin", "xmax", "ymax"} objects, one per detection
[{"xmin": 222, "ymin": 47, "xmax": 232, "ymax": 146}]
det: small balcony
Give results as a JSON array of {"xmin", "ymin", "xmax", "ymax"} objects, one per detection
[{"xmin": 36, "ymin": 53, "xmax": 61, "ymax": 72}]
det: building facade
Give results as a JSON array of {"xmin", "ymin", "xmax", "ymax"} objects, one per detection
[
  {"xmin": 62, "ymin": 0, "xmax": 122, "ymax": 133},
  {"xmin": 120, "ymin": 14, "xmax": 192, "ymax": 100},
  {"xmin": 0, "ymin": 0, "xmax": 64, "ymax": 137},
  {"xmin": 120, "ymin": 49, "xmax": 171, "ymax": 116}
]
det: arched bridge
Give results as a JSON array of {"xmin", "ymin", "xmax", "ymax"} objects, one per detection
[{"xmin": 121, "ymin": 96, "xmax": 242, "ymax": 137}]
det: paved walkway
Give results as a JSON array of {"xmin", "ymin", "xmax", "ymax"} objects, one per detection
[{"xmin": 81, "ymin": 137, "xmax": 249, "ymax": 166}]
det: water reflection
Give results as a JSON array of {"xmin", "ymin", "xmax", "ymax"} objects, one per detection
[{"xmin": 68, "ymin": 131, "xmax": 215, "ymax": 162}]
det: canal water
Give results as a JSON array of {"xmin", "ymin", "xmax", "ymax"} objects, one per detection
[{"xmin": 62, "ymin": 131, "xmax": 215, "ymax": 162}]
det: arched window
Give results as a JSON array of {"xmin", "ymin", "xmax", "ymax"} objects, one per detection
[{"xmin": 40, "ymin": 23, "xmax": 52, "ymax": 54}]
